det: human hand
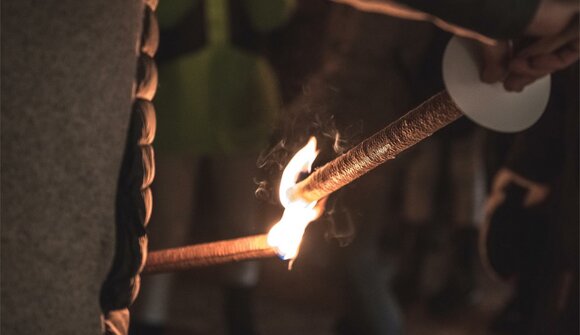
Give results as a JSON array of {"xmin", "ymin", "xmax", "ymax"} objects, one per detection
[
  {"xmin": 481, "ymin": 0, "xmax": 579, "ymax": 92},
  {"xmin": 481, "ymin": 16, "xmax": 579, "ymax": 92},
  {"xmin": 526, "ymin": 0, "xmax": 579, "ymax": 36}
]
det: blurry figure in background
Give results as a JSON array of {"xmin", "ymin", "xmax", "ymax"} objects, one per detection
[
  {"xmin": 482, "ymin": 67, "xmax": 578, "ymax": 335},
  {"xmin": 132, "ymin": 1, "xmax": 293, "ymax": 334}
]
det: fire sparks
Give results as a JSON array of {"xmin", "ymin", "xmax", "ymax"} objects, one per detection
[{"xmin": 267, "ymin": 137, "xmax": 325, "ymax": 262}]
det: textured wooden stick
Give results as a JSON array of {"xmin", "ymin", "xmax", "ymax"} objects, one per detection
[
  {"xmin": 287, "ymin": 91, "xmax": 463, "ymax": 203},
  {"xmin": 143, "ymin": 234, "xmax": 277, "ymax": 274}
]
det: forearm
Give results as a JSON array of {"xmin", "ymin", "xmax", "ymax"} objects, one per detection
[
  {"xmin": 395, "ymin": 0, "xmax": 541, "ymax": 39},
  {"xmin": 334, "ymin": 0, "xmax": 557, "ymax": 43}
]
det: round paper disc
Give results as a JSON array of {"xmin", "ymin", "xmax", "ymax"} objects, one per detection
[{"xmin": 442, "ymin": 36, "xmax": 551, "ymax": 133}]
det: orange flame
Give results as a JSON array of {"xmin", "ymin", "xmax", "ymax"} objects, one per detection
[{"xmin": 267, "ymin": 137, "xmax": 325, "ymax": 261}]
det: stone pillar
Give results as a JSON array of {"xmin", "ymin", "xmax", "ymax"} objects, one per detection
[{"xmin": 2, "ymin": 0, "xmax": 143, "ymax": 333}]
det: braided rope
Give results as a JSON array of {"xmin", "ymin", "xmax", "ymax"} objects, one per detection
[{"xmin": 102, "ymin": 1, "xmax": 158, "ymax": 334}]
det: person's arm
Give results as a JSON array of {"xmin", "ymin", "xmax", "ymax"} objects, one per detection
[
  {"xmin": 481, "ymin": 15, "xmax": 578, "ymax": 91},
  {"xmin": 334, "ymin": 0, "xmax": 579, "ymax": 91},
  {"xmin": 332, "ymin": 0, "xmax": 542, "ymax": 44}
]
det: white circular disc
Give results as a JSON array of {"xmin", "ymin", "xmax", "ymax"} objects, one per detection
[{"xmin": 442, "ymin": 36, "xmax": 551, "ymax": 133}]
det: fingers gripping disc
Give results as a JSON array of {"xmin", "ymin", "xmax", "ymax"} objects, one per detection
[{"xmin": 443, "ymin": 36, "xmax": 551, "ymax": 133}]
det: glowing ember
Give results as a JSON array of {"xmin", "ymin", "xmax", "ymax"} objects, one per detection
[{"xmin": 267, "ymin": 137, "xmax": 325, "ymax": 261}]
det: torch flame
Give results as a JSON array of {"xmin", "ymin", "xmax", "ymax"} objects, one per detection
[{"xmin": 267, "ymin": 137, "xmax": 324, "ymax": 262}]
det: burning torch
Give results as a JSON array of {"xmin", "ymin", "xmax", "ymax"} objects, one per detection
[{"xmin": 143, "ymin": 36, "xmax": 551, "ymax": 275}]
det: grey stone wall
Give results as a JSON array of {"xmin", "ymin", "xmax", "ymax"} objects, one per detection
[{"xmin": 2, "ymin": 0, "xmax": 143, "ymax": 333}]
